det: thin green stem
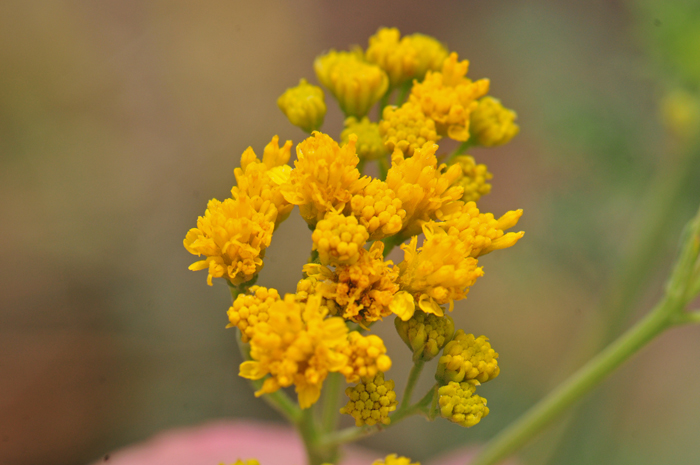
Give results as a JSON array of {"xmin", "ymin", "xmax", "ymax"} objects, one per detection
[
  {"xmin": 395, "ymin": 81, "xmax": 412, "ymax": 106},
  {"xmin": 401, "ymin": 360, "xmax": 425, "ymax": 408},
  {"xmin": 469, "ymin": 303, "xmax": 674, "ymax": 465},
  {"xmin": 448, "ymin": 141, "xmax": 472, "ymax": 161},
  {"xmin": 299, "ymin": 406, "xmax": 338, "ymax": 465},
  {"xmin": 379, "ymin": 91, "xmax": 393, "ymax": 115},
  {"xmin": 673, "ymin": 310, "xmax": 700, "ymax": 325},
  {"xmin": 378, "ymin": 156, "xmax": 390, "ymax": 181}
]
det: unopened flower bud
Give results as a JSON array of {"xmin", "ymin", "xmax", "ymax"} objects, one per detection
[
  {"xmin": 277, "ymin": 78, "xmax": 326, "ymax": 133},
  {"xmin": 469, "ymin": 96, "xmax": 519, "ymax": 147},
  {"xmin": 438, "ymin": 380, "xmax": 489, "ymax": 427},
  {"xmin": 436, "ymin": 330, "xmax": 499, "ymax": 384},
  {"xmin": 340, "ymin": 372, "xmax": 397, "ymax": 426},
  {"xmin": 395, "ymin": 312, "xmax": 455, "ymax": 361}
]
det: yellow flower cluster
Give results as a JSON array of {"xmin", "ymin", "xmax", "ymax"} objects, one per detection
[
  {"xmin": 386, "ymin": 144, "xmax": 463, "ymax": 238},
  {"xmin": 409, "ymin": 52, "xmax": 490, "ymax": 141},
  {"xmin": 281, "ymin": 132, "xmax": 369, "ymax": 226},
  {"xmin": 348, "ymin": 179, "xmax": 406, "ymax": 240},
  {"xmin": 277, "ymin": 78, "xmax": 326, "ymax": 133},
  {"xmin": 304, "ymin": 242, "xmax": 399, "ymax": 324},
  {"xmin": 436, "ymin": 330, "xmax": 500, "ymax": 384},
  {"xmin": 372, "ymin": 454, "xmax": 420, "ymax": 465},
  {"xmin": 312, "ymin": 211, "xmax": 369, "ymax": 266},
  {"xmin": 438, "ymin": 380, "xmax": 489, "ymax": 428},
  {"xmin": 219, "ymin": 460, "xmax": 260, "ymax": 465},
  {"xmin": 239, "ymin": 294, "xmax": 349, "ymax": 408},
  {"xmin": 339, "ymin": 332, "xmax": 392, "ymax": 383},
  {"xmin": 340, "ymin": 372, "xmax": 397, "ymax": 426},
  {"xmin": 395, "ymin": 312, "xmax": 455, "ymax": 361},
  {"xmin": 365, "ymin": 28, "xmax": 448, "ymax": 88},
  {"xmin": 315, "ymin": 50, "xmax": 388, "ymax": 118},
  {"xmin": 470, "ymin": 96, "xmax": 520, "ymax": 147},
  {"xmin": 448, "ymin": 155, "xmax": 493, "ymax": 202},
  {"xmin": 379, "ymin": 102, "xmax": 441, "ymax": 157},
  {"xmin": 188, "ymin": 27, "xmax": 525, "ymax": 426},
  {"xmin": 227, "ymin": 286, "xmax": 280, "ymax": 342},
  {"xmin": 185, "ymin": 136, "xmax": 293, "ymax": 286},
  {"xmin": 341, "ymin": 117, "xmax": 388, "ymax": 161}
]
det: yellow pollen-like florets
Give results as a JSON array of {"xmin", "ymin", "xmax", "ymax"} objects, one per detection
[
  {"xmin": 436, "ymin": 201, "xmax": 524, "ymax": 258},
  {"xmin": 304, "ymin": 242, "xmax": 399, "ymax": 324},
  {"xmin": 233, "ymin": 136, "xmax": 293, "ymax": 228},
  {"xmin": 438, "ymin": 380, "xmax": 489, "ymax": 428},
  {"xmin": 385, "ymin": 144, "xmax": 463, "ymax": 238},
  {"xmin": 281, "ymin": 132, "xmax": 370, "ymax": 227},
  {"xmin": 391, "ymin": 223, "xmax": 483, "ymax": 321},
  {"xmin": 373, "ymin": 454, "xmax": 420, "ymax": 465},
  {"xmin": 341, "ymin": 117, "xmax": 388, "ymax": 161},
  {"xmin": 277, "ymin": 78, "xmax": 327, "ymax": 133},
  {"xmin": 184, "ymin": 196, "xmax": 277, "ymax": 286},
  {"xmin": 469, "ymin": 96, "xmax": 520, "ymax": 147},
  {"xmin": 365, "ymin": 27, "xmax": 418, "ymax": 88},
  {"xmin": 436, "ymin": 330, "xmax": 500, "ymax": 384},
  {"xmin": 227, "ymin": 286, "xmax": 280, "ymax": 342},
  {"xmin": 220, "ymin": 459, "xmax": 260, "ymax": 465},
  {"xmin": 379, "ymin": 102, "xmax": 441, "ymax": 158},
  {"xmin": 314, "ymin": 49, "xmax": 389, "ymax": 118},
  {"xmin": 395, "ymin": 312, "xmax": 455, "ymax": 361},
  {"xmin": 238, "ymin": 294, "xmax": 350, "ymax": 409},
  {"xmin": 312, "ymin": 211, "xmax": 369, "ymax": 266},
  {"xmin": 340, "ymin": 372, "xmax": 397, "ymax": 426},
  {"xmin": 339, "ymin": 331, "xmax": 393, "ymax": 383},
  {"xmin": 409, "ymin": 52, "xmax": 490, "ymax": 141},
  {"xmin": 347, "ymin": 179, "xmax": 406, "ymax": 240},
  {"xmin": 448, "ymin": 155, "xmax": 492, "ymax": 202},
  {"xmin": 409, "ymin": 34, "xmax": 449, "ymax": 80}
]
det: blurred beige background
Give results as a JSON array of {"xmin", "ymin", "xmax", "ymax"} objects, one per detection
[{"xmin": 1, "ymin": 1, "xmax": 699, "ymax": 465}]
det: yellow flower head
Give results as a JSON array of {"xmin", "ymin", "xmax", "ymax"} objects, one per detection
[
  {"xmin": 340, "ymin": 372, "xmax": 397, "ymax": 426},
  {"xmin": 239, "ymin": 294, "xmax": 350, "ymax": 409},
  {"xmin": 395, "ymin": 312, "xmax": 455, "ymax": 362},
  {"xmin": 339, "ymin": 331, "xmax": 392, "ymax": 383},
  {"xmin": 281, "ymin": 132, "xmax": 370, "ymax": 226},
  {"xmin": 341, "ymin": 116, "xmax": 388, "ymax": 161},
  {"xmin": 365, "ymin": 27, "xmax": 419, "ymax": 88},
  {"xmin": 227, "ymin": 286, "xmax": 280, "ymax": 342},
  {"xmin": 385, "ymin": 144, "xmax": 463, "ymax": 238},
  {"xmin": 184, "ymin": 196, "xmax": 276, "ymax": 286},
  {"xmin": 436, "ymin": 330, "xmax": 500, "ymax": 384},
  {"xmin": 347, "ymin": 178, "xmax": 406, "ymax": 240},
  {"xmin": 304, "ymin": 242, "xmax": 399, "ymax": 324},
  {"xmin": 391, "ymin": 223, "xmax": 483, "ymax": 321},
  {"xmin": 277, "ymin": 78, "xmax": 327, "ymax": 133},
  {"xmin": 437, "ymin": 201, "xmax": 524, "ymax": 258},
  {"xmin": 409, "ymin": 52, "xmax": 490, "ymax": 141},
  {"xmin": 379, "ymin": 102, "xmax": 441, "ymax": 158},
  {"xmin": 314, "ymin": 49, "xmax": 389, "ymax": 118},
  {"xmin": 373, "ymin": 454, "xmax": 420, "ymax": 465},
  {"xmin": 220, "ymin": 460, "xmax": 260, "ymax": 465},
  {"xmin": 438, "ymin": 380, "xmax": 489, "ymax": 428},
  {"xmin": 312, "ymin": 211, "xmax": 369, "ymax": 266},
  {"xmin": 469, "ymin": 96, "xmax": 520, "ymax": 147},
  {"xmin": 408, "ymin": 33, "xmax": 449, "ymax": 80},
  {"xmin": 448, "ymin": 155, "xmax": 492, "ymax": 203},
  {"xmin": 233, "ymin": 136, "xmax": 294, "ymax": 228}
]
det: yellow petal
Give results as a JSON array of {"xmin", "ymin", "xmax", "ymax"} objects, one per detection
[
  {"xmin": 418, "ymin": 294, "xmax": 444, "ymax": 317},
  {"xmin": 239, "ymin": 361, "xmax": 266, "ymax": 380},
  {"xmin": 390, "ymin": 291, "xmax": 416, "ymax": 321}
]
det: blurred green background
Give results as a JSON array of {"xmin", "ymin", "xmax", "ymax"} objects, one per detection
[{"xmin": 1, "ymin": 1, "xmax": 699, "ymax": 464}]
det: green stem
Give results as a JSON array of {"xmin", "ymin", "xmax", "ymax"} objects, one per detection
[
  {"xmin": 673, "ymin": 310, "xmax": 700, "ymax": 325},
  {"xmin": 379, "ymin": 91, "xmax": 393, "ymax": 116},
  {"xmin": 299, "ymin": 407, "xmax": 339, "ymax": 465},
  {"xmin": 321, "ymin": 372, "xmax": 343, "ymax": 432},
  {"xmin": 378, "ymin": 156, "xmax": 390, "ymax": 181},
  {"xmin": 448, "ymin": 141, "xmax": 472, "ymax": 162},
  {"xmin": 318, "ymin": 425, "xmax": 379, "ymax": 448},
  {"xmin": 469, "ymin": 302, "xmax": 675, "ymax": 465},
  {"xmin": 401, "ymin": 360, "xmax": 425, "ymax": 408},
  {"xmin": 395, "ymin": 81, "xmax": 412, "ymax": 106}
]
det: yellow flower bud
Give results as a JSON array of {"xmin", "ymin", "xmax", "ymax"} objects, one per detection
[
  {"xmin": 342, "ymin": 116, "xmax": 388, "ymax": 161},
  {"xmin": 372, "ymin": 454, "xmax": 420, "ymax": 465},
  {"xmin": 227, "ymin": 286, "xmax": 280, "ymax": 342},
  {"xmin": 395, "ymin": 312, "xmax": 455, "ymax": 361},
  {"xmin": 470, "ymin": 96, "xmax": 520, "ymax": 147},
  {"xmin": 277, "ymin": 78, "xmax": 326, "ymax": 133},
  {"xmin": 436, "ymin": 330, "xmax": 499, "ymax": 384},
  {"xmin": 314, "ymin": 49, "xmax": 389, "ymax": 117},
  {"xmin": 438, "ymin": 380, "xmax": 489, "ymax": 427},
  {"xmin": 312, "ymin": 211, "xmax": 369, "ymax": 266},
  {"xmin": 379, "ymin": 102, "xmax": 441, "ymax": 158},
  {"xmin": 340, "ymin": 372, "xmax": 397, "ymax": 426},
  {"xmin": 448, "ymin": 155, "xmax": 492, "ymax": 202}
]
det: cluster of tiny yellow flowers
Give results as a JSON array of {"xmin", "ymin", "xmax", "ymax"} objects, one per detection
[
  {"xmin": 340, "ymin": 372, "xmax": 398, "ymax": 426},
  {"xmin": 436, "ymin": 330, "xmax": 500, "ymax": 384},
  {"xmin": 449, "ymin": 155, "xmax": 492, "ymax": 202},
  {"xmin": 219, "ymin": 459, "xmax": 260, "ymax": 465},
  {"xmin": 438, "ymin": 380, "xmax": 490, "ymax": 428},
  {"xmin": 373, "ymin": 454, "xmax": 420, "ymax": 465},
  {"xmin": 186, "ymin": 27, "xmax": 522, "ymax": 435}
]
